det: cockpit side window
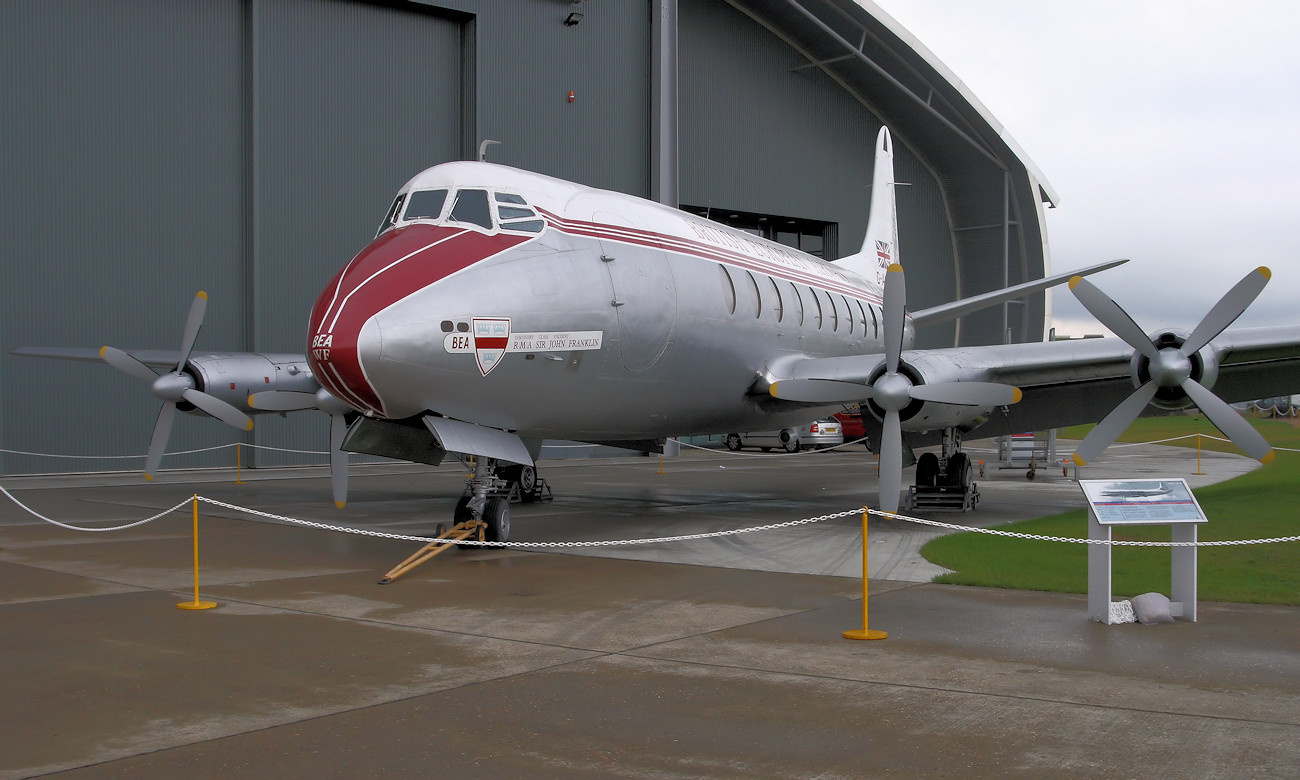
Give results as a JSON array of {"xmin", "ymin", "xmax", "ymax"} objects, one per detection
[
  {"xmin": 495, "ymin": 194, "xmax": 544, "ymax": 233},
  {"xmin": 377, "ymin": 193, "xmax": 406, "ymax": 237},
  {"xmin": 404, "ymin": 189, "xmax": 448, "ymax": 221},
  {"xmin": 449, "ymin": 189, "xmax": 493, "ymax": 230}
]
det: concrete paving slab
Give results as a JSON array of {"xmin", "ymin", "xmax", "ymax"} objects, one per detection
[{"xmin": 0, "ymin": 442, "xmax": 1295, "ymax": 778}]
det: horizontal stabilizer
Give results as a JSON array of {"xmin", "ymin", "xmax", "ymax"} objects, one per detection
[{"xmin": 911, "ymin": 258, "xmax": 1128, "ymax": 328}]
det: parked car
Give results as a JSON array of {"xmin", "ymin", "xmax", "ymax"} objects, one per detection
[
  {"xmin": 725, "ymin": 418, "xmax": 844, "ymax": 453},
  {"xmin": 832, "ymin": 410, "xmax": 873, "ymax": 450}
]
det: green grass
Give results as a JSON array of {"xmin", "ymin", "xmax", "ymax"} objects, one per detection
[{"xmin": 921, "ymin": 415, "xmax": 1300, "ymax": 605}]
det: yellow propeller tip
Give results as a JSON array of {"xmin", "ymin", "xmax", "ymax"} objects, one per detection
[
  {"xmin": 1256, "ymin": 266, "xmax": 1272, "ymax": 280},
  {"xmin": 335, "ymin": 501, "xmax": 347, "ymax": 509},
  {"xmin": 887, "ymin": 263, "xmax": 903, "ymax": 273},
  {"xmin": 1072, "ymin": 454, "xmax": 1086, "ymax": 466},
  {"xmin": 99, "ymin": 346, "xmax": 108, "ymax": 358},
  {"xmin": 247, "ymin": 396, "xmax": 257, "ymax": 409},
  {"xmin": 196, "ymin": 291, "xmax": 208, "ymax": 300},
  {"xmin": 1011, "ymin": 387, "xmax": 1023, "ymax": 404},
  {"xmin": 1067, "ymin": 276, "xmax": 1083, "ymax": 289},
  {"xmin": 245, "ymin": 420, "xmax": 255, "ymax": 431},
  {"xmin": 144, "ymin": 473, "xmax": 154, "ymax": 482},
  {"xmin": 769, "ymin": 382, "xmax": 780, "ymax": 397},
  {"xmin": 1260, "ymin": 450, "xmax": 1276, "ymax": 465}
]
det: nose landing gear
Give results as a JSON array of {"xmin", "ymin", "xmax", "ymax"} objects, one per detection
[{"xmin": 379, "ymin": 457, "xmax": 551, "ymax": 584}]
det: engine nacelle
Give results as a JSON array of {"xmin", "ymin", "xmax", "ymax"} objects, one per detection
[
  {"xmin": 864, "ymin": 351, "xmax": 1002, "ymax": 433},
  {"xmin": 1132, "ymin": 330, "xmax": 1220, "ymax": 411},
  {"xmin": 184, "ymin": 353, "xmax": 320, "ymax": 417}
]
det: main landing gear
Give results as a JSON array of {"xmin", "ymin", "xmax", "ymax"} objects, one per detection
[
  {"xmin": 906, "ymin": 428, "xmax": 979, "ymax": 511},
  {"xmin": 379, "ymin": 458, "xmax": 552, "ymax": 584}
]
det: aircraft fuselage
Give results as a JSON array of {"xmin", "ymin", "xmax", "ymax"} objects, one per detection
[{"xmin": 307, "ymin": 162, "xmax": 911, "ymax": 443}]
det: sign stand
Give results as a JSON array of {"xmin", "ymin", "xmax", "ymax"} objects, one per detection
[{"xmin": 1079, "ymin": 479, "xmax": 1206, "ymax": 624}]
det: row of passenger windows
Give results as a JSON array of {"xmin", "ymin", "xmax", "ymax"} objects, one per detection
[
  {"xmin": 719, "ymin": 265, "xmax": 879, "ymax": 339},
  {"xmin": 378, "ymin": 189, "xmax": 545, "ymax": 237}
]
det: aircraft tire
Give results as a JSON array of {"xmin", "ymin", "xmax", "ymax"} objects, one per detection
[
  {"xmin": 916, "ymin": 452, "xmax": 940, "ymax": 487},
  {"xmin": 483, "ymin": 497, "xmax": 510, "ymax": 543},
  {"xmin": 946, "ymin": 453, "xmax": 972, "ymax": 489},
  {"xmin": 454, "ymin": 495, "xmax": 473, "ymax": 525}
]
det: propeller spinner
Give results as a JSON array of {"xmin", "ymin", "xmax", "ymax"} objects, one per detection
[
  {"xmin": 100, "ymin": 291, "xmax": 253, "ymax": 480},
  {"xmin": 1068, "ymin": 267, "xmax": 1274, "ymax": 465}
]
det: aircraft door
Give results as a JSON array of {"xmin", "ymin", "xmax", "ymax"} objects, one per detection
[{"xmin": 593, "ymin": 210, "xmax": 677, "ymax": 372}]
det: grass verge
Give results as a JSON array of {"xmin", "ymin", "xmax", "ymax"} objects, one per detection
[{"xmin": 920, "ymin": 415, "xmax": 1300, "ymax": 605}]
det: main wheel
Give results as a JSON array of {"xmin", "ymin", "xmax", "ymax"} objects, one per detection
[
  {"xmin": 916, "ymin": 452, "xmax": 940, "ymax": 487},
  {"xmin": 453, "ymin": 495, "xmax": 473, "ymax": 525},
  {"xmin": 483, "ymin": 497, "xmax": 510, "ymax": 543},
  {"xmin": 946, "ymin": 452, "xmax": 972, "ymax": 489},
  {"xmin": 725, "ymin": 434, "xmax": 742, "ymax": 451}
]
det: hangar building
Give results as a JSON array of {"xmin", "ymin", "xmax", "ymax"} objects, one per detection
[{"xmin": 0, "ymin": 0, "xmax": 1058, "ymax": 473}]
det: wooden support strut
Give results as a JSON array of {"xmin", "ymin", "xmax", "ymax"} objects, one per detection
[{"xmin": 378, "ymin": 520, "xmax": 487, "ymax": 584}]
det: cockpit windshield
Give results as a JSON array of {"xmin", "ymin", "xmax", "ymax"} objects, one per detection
[
  {"xmin": 404, "ymin": 189, "xmax": 448, "ymax": 221},
  {"xmin": 449, "ymin": 189, "xmax": 493, "ymax": 229},
  {"xmin": 377, "ymin": 187, "xmax": 545, "ymax": 235}
]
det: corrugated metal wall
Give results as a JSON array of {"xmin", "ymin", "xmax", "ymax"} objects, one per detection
[
  {"xmin": 1, "ymin": 0, "xmax": 247, "ymax": 474},
  {"xmin": 678, "ymin": 0, "xmax": 957, "ymax": 348},
  {"xmin": 1, "ymin": 0, "xmax": 1009, "ymax": 475},
  {"xmin": 0, "ymin": 0, "xmax": 468, "ymax": 474}
]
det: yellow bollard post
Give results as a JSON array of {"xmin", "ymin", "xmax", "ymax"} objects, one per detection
[
  {"xmin": 177, "ymin": 495, "xmax": 218, "ymax": 610},
  {"xmin": 657, "ymin": 452, "xmax": 665, "ymax": 474},
  {"xmin": 843, "ymin": 507, "xmax": 887, "ymax": 640},
  {"xmin": 1193, "ymin": 434, "xmax": 1205, "ymax": 476},
  {"xmin": 233, "ymin": 443, "xmax": 246, "ymax": 484}
]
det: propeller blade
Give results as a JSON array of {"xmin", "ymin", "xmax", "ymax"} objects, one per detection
[
  {"xmin": 909, "ymin": 382, "xmax": 1022, "ymax": 407},
  {"xmin": 100, "ymin": 345, "xmax": 159, "ymax": 384},
  {"xmin": 1181, "ymin": 267, "xmax": 1270, "ymax": 356},
  {"xmin": 878, "ymin": 410, "xmax": 902, "ymax": 513},
  {"xmin": 144, "ymin": 403, "xmax": 177, "ymax": 480},
  {"xmin": 1072, "ymin": 382, "xmax": 1159, "ymax": 465},
  {"xmin": 1180, "ymin": 380, "xmax": 1275, "ymax": 462},
  {"xmin": 248, "ymin": 391, "xmax": 318, "ymax": 411},
  {"xmin": 770, "ymin": 379, "xmax": 871, "ymax": 403},
  {"xmin": 181, "ymin": 388, "xmax": 254, "ymax": 431},
  {"xmin": 176, "ymin": 291, "xmax": 208, "ymax": 371},
  {"xmin": 882, "ymin": 263, "xmax": 906, "ymax": 374},
  {"xmin": 330, "ymin": 413, "xmax": 349, "ymax": 508},
  {"xmin": 1068, "ymin": 276, "xmax": 1158, "ymax": 360}
]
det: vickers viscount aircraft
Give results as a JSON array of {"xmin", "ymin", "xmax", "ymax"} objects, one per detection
[{"xmin": 18, "ymin": 128, "xmax": 1300, "ymax": 541}]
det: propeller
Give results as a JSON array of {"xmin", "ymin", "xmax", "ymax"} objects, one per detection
[
  {"xmin": 866, "ymin": 264, "xmax": 1021, "ymax": 513},
  {"xmin": 101, "ymin": 291, "xmax": 253, "ymax": 480},
  {"xmin": 249, "ymin": 388, "xmax": 353, "ymax": 508},
  {"xmin": 1069, "ymin": 267, "xmax": 1275, "ymax": 465}
]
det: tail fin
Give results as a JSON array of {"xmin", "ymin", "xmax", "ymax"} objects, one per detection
[{"xmin": 834, "ymin": 126, "xmax": 897, "ymax": 287}]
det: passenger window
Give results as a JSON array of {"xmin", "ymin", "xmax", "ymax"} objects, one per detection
[
  {"xmin": 745, "ymin": 271, "xmax": 762, "ymax": 319},
  {"xmin": 449, "ymin": 189, "xmax": 493, "ymax": 230},
  {"xmin": 841, "ymin": 296, "xmax": 854, "ymax": 334},
  {"xmin": 822, "ymin": 291, "xmax": 838, "ymax": 332},
  {"xmin": 868, "ymin": 304, "xmax": 879, "ymax": 338},
  {"xmin": 788, "ymin": 282, "xmax": 804, "ymax": 326},
  {"xmin": 808, "ymin": 286, "xmax": 823, "ymax": 329},
  {"xmin": 855, "ymin": 300, "xmax": 870, "ymax": 337},
  {"xmin": 377, "ymin": 193, "xmax": 406, "ymax": 236},
  {"xmin": 404, "ymin": 189, "xmax": 448, "ymax": 221},
  {"xmin": 720, "ymin": 266, "xmax": 737, "ymax": 315},
  {"xmin": 769, "ymin": 277, "xmax": 783, "ymax": 323}
]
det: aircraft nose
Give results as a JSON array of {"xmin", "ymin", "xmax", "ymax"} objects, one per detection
[{"xmin": 305, "ymin": 223, "xmax": 536, "ymax": 417}]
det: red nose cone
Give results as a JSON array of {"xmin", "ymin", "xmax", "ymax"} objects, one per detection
[{"xmin": 307, "ymin": 224, "xmax": 532, "ymax": 416}]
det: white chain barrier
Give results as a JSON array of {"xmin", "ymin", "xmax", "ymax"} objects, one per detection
[{"xmin": 2, "ymin": 485, "xmax": 1296, "ymax": 548}]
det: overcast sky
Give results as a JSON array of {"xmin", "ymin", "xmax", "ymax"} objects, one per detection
[{"xmin": 871, "ymin": 0, "xmax": 1300, "ymax": 337}]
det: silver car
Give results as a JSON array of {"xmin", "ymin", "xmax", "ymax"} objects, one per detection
[{"xmin": 725, "ymin": 418, "xmax": 844, "ymax": 453}]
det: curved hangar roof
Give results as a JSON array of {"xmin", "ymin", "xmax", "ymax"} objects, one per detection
[{"xmin": 729, "ymin": 0, "xmax": 1059, "ymax": 346}]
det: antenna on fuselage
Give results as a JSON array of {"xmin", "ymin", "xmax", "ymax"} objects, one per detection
[{"xmin": 478, "ymin": 139, "xmax": 501, "ymax": 162}]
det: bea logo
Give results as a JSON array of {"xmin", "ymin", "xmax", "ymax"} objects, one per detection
[{"xmin": 312, "ymin": 334, "xmax": 333, "ymax": 348}]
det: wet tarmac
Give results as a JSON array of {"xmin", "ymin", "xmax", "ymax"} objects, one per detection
[{"xmin": 1, "ymin": 442, "xmax": 1295, "ymax": 778}]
